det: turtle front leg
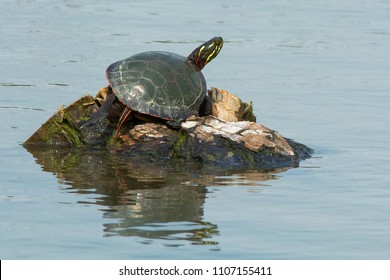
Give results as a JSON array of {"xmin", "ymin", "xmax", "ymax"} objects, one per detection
[{"xmin": 199, "ymin": 94, "xmax": 212, "ymax": 117}]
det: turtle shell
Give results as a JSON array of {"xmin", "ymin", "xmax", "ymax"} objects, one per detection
[{"xmin": 106, "ymin": 51, "xmax": 207, "ymax": 121}]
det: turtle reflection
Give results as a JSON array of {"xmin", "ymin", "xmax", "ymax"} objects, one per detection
[
  {"xmin": 103, "ymin": 186, "xmax": 218, "ymax": 246},
  {"xmin": 25, "ymin": 146, "xmax": 285, "ymax": 247}
]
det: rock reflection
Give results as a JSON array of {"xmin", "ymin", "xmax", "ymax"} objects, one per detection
[{"xmin": 25, "ymin": 146, "xmax": 288, "ymax": 247}]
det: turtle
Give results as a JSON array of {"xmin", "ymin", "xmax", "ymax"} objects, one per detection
[{"xmin": 82, "ymin": 36, "xmax": 223, "ymax": 140}]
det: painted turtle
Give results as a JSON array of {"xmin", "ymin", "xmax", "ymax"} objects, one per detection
[{"xmin": 84, "ymin": 37, "xmax": 223, "ymax": 138}]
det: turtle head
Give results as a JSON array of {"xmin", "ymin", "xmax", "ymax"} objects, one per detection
[{"xmin": 188, "ymin": 37, "xmax": 223, "ymax": 70}]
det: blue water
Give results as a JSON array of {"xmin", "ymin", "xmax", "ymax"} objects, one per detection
[{"xmin": 1, "ymin": 0, "xmax": 390, "ymax": 259}]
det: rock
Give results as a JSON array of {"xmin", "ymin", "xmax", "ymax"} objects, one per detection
[
  {"xmin": 23, "ymin": 87, "xmax": 312, "ymax": 169},
  {"xmin": 209, "ymin": 87, "xmax": 256, "ymax": 122}
]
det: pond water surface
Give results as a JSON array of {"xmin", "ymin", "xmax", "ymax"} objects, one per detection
[{"xmin": 1, "ymin": 0, "xmax": 390, "ymax": 259}]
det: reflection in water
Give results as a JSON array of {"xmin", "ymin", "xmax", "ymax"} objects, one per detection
[{"xmin": 25, "ymin": 146, "xmax": 288, "ymax": 247}]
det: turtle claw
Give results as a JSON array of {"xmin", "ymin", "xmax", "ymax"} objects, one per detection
[{"xmin": 165, "ymin": 120, "xmax": 182, "ymax": 130}]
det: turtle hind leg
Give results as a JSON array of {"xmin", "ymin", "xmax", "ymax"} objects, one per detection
[
  {"xmin": 80, "ymin": 93, "xmax": 117, "ymax": 129},
  {"xmin": 115, "ymin": 107, "xmax": 133, "ymax": 137},
  {"xmin": 79, "ymin": 93, "xmax": 117, "ymax": 146}
]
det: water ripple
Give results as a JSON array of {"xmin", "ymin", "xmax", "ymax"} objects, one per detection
[{"xmin": 0, "ymin": 82, "xmax": 36, "ymax": 87}]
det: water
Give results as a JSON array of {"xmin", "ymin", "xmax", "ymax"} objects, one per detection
[{"xmin": 1, "ymin": 0, "xmax": 390, "ymax": 259}]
